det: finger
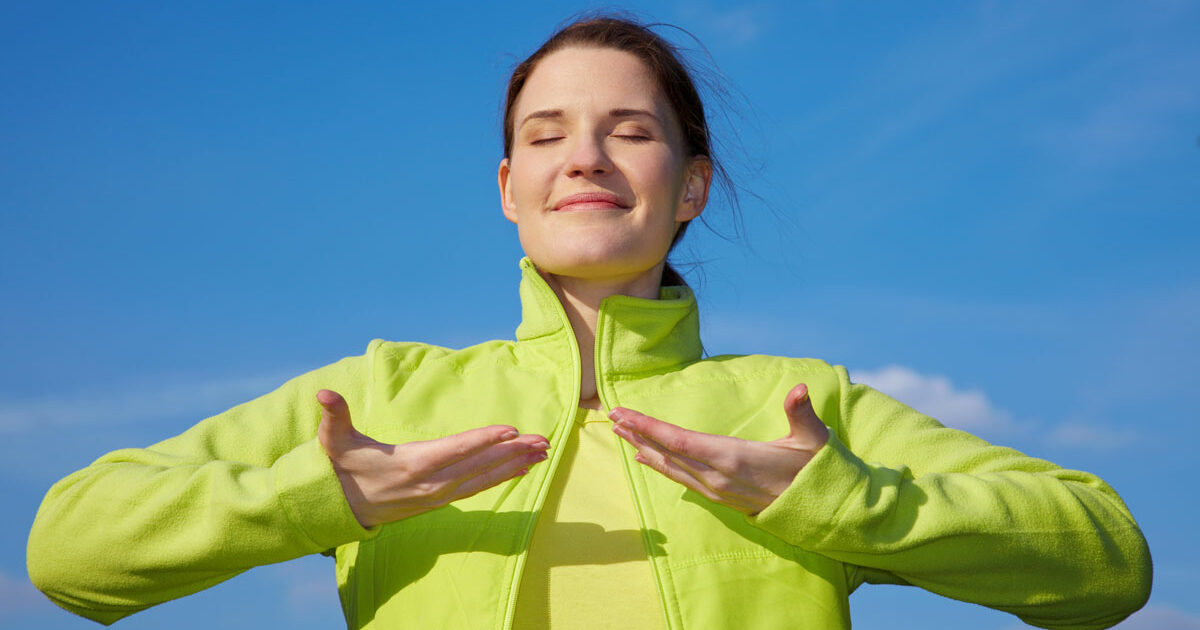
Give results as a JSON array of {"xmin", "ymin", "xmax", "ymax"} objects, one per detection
[
  {"xmin": 609, "ymin": 407, "xmax": 731, "ymax": 463},
  {"xmin": 409, "ymin": 425, "xmax": 531, "ymax": 471},
  {"xmin": 452, "ymin": 446, "xmax": 550, "ymax": 498},
  {"xmin": 613, "ymin": 422, "xmax": 763, "ymax": 506},
  {"xmin": 613, "ymin": 422, "xmax": 715, "ymax": 479},
  {"xmin": 624, "ymin": 435, "xmax": 760, "ymax": 513},
  {"xmin": 437, "ymin": 434, "xmax": 550, "ymax": 481},
  {"xmin": 623, "ymin": 433, "xmax": 718, "ymax": 500},
  {"xmin": 782, "ymin": 383, "xmax": 830, "ymax": 447},
  {"xmin": 316, "ymin": 389, "xmax": 359, "ymax": 452},
  {"xmin": 614, "ymin": 418, "xmax": 774, "ymax": 510}
]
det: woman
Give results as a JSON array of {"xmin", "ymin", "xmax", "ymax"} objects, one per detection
[{"xmin": 28, "ymin": 16, "xmax": 1150, "ymax": 629}]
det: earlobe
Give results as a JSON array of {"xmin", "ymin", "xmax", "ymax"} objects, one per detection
[{"xmin": 498, "ymin": 158, "xmax": 518, "ymax": 224}]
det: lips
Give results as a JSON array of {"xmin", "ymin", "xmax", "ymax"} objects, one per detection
[{"xmin": 552, "ymin": 191, "xmax": 628, "ymax": 211}]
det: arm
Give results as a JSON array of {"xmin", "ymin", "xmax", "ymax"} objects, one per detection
[
  {"xmin": 612, "ymin": 367, "xmax": 1151, "ymax": 629},
  {"xmin": 750, "ymin": 367, "xmax": 1151, "ymax": 630},
  {"xmin": 26, "ymin": 353, "xmax": 373, "ymax": 625},
  {"xmin": 27, "ymin": 343, "xmax": 552, "ymax": 625}
]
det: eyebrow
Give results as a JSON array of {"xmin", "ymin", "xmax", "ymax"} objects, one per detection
[
  {"xmin": 609, "ymin": 108, "xmax": 660, "ymax": 122},
  {"xmin": 518, "ymin": 108, "xmax": 661, "ymax": 129}
]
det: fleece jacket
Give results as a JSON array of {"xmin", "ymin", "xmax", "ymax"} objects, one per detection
[{"xmin": 28, "ymin": 258, "xmax": 1152, "ymax": 629}]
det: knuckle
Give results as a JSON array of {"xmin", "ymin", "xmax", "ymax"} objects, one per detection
[
  {"xmin": 701, "ymin": 488, "xmax": 725, "ymax": 505},
  {"xmin": 708, "ymin": 475, "xmax": 734, "ymax": 494},
  {"xmin": 414, "ymin": 480, "xmax": 447, "ymax": 500},
  {"xmin": 723, "ymin": 456, "xmax": 748, "ymax": 478}
]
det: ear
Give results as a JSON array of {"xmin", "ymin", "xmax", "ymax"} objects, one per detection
[
  {"xmin": 676, "ymin": 156, "xmax": 712, "ymax": 223},
  {"xmin": 498, "ymin": 157, "xmax": 518, "ymax": 224}
]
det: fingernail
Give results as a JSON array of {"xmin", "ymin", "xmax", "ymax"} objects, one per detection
[
  {"xmin": 608, "ymin": 408, "xmax": 624, "ymax": 421},
  {"xmin": 534, "ymin": 452, "xmax": 548, "ymax": 462},
  {"xmin": 501, "ymin": 430, "xmax": 519, "ymax": 440},
  {"xmin": 613, "ymin": 426, "xmax": 631, "ymax": 440}
]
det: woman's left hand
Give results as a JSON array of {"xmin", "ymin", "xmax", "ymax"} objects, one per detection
[{"xmin": 609, "ymin": 383, "xmax": 830, "ymax": 515}]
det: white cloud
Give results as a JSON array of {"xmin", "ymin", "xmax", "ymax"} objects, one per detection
[
  {"xmin": 0, "ymin": 371, "xmax": 296, "ymax": 435},
  {"xmin": 851, "ymin": 364, "xmax": 1137, "ymax": 451},
  {"xmin": 850, "ymin": 365, "xmax": 1018, "ymax": 434}
]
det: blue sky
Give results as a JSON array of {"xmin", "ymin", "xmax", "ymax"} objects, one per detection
[{"xmin": 2, "ymin": 1, "xmax": 1197, "ymax": 628}]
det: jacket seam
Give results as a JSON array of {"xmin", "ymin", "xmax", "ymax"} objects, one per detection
[
  {"xmin": 667, "ymin": 550, "xmax": 786, "ymax": 570},
  {"xmin": 617, "ymin": 365, "xmax": 835, "ymax": 395},
  {"xmin": 272, "ymin": 451, "xmax": 325, "ymax": 551}
]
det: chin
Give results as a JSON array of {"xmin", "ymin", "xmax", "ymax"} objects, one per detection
[
  {"xmin": 519, "ymin": 228, "xmax": 672, "ymax": 282},
  {"xmin": 532, "ymin": 251, "xmax": 665, "ymax": 282}
]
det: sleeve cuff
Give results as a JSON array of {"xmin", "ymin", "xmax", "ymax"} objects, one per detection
[
  {"xmin": 273, "ymin": 438, "xmax": 377, "ymax": 551},
  {"xmin": 747, "ymin": 432, "xmax": 872, "ymax": 547}
]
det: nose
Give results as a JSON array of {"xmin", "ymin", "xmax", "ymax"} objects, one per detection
[{"xmin": 564, "ymin": 134, "xmax": 612, "ymax": 177}]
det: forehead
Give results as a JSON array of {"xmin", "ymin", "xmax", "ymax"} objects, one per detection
[{"xmin": 514, "ymin": 46, "xmax": 669, "ymax": 119}]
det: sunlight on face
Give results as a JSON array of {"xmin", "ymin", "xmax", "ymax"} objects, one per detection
[{"xmin": 498, "ymin": 46, "xmax": 708, "ymax": 287}]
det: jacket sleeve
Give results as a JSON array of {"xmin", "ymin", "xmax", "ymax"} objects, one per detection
[
  {"xmin": 26, "ymin": 349, "xmax": 378, "ymax": 625},
  {"xmin": 748, "ymin": 365, "xmax": 1151, "ymax": 630}
]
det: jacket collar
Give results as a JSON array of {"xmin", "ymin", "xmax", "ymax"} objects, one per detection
[{"xmin": 513, "ymin": 258, "xmax": 702, "ymax": 375}]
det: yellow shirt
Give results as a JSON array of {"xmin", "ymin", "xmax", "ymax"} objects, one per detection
[{"xmin": 512, "ymin": 407, "xmax": 667, "ymax": 629}]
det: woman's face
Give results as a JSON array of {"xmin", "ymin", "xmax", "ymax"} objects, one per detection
[{"xmin": 499, "ymin": 46, "xmax": 709, "ymax": 286}]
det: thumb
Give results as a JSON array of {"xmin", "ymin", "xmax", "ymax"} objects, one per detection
[
  {"xmin": 316, "ymin": 389, "xmax": 359, "ymax": 452},
  {"xmin": 782, "ymin": 383, "xmax": 829, "ymax": 446}
]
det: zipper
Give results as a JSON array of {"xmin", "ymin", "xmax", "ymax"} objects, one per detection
[
  {"xmin": 499, "ymin": 273, "xmax": 582, "ymax": 630},
  {"xmin": 593, "ymin": 300, "xmax": 679, "ymax": 630}
]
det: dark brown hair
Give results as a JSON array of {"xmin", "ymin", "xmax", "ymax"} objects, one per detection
[{"xmin": 502, "ymin": 15, "xmax": 731, "ymax": 288}]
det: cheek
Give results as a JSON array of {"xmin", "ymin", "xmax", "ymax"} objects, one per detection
[
  {"xmin": 634, "ymin": 149, "xmax": 685, "ymax": 197},
  {"xmin": 507, "ymin": 151, "xmax": 558, "ymax": 203}
]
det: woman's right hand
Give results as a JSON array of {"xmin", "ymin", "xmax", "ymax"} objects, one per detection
[{"xmin": 315, "ymin": 389, "xmax": 550, "ymax": 528}]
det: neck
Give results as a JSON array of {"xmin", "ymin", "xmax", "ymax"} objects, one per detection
[{"xmin": 540, "ymin": 265, "xmax": 664, "ymax": 409}]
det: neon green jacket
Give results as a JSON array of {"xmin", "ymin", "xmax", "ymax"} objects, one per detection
[{"xmin": 28, "ymin": 259, "xmax": 1150, "ymax": 629}]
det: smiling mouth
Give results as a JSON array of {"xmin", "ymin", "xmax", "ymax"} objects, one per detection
[{"xmin": 553, "ymin": 192, "xmax": 628, "ymax": 212}]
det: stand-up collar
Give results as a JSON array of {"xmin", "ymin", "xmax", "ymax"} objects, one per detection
[{"xmin": 513, "ymin": 258, "xmax": 702, "ymax": 375}]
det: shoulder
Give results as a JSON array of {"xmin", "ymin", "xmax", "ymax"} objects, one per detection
[
  {"xmin": 363, "ymin": 337, "xmax": 528, "ymax": 378},
  {"xmin": 611, "ymin": 353, "xmax": 851, "ymax": 440},
  {"xmin": 671, "ymin": 353, "xmax": 847, "ymax": 389},
  {"xmin": 697, "ymin": 353, "xmax": 852, "ymax": 419},
  {"xmin": 366, "ymin": 338, "xmax": 454, "ymax": 368}
]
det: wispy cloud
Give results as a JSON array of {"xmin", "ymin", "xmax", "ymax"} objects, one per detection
[
  {"xmin": 851, "ymin": 365, "xmax": 1019, "ymax": 434},
  {"xmin": 0, "ymin": 570, "xmax": 42, "ymax": 616},
  {"xmin": 0, "ymin": 371, "xmax": 297, "ymax": 435},
  {"xmin": 788, "ymin": 3, "xmax": 1050, "ymax": 198},
  {"xmin": 1000, "ymin": 604, "xmax": 1200, "ymax": 630},
  {"xmin": 675, "ymin": 3, "xmax": 767, "ymax": 48},
  {"xmin": 851, "ymin": 364, "xmax": 1135, "ymax": 451},
  {"xmin": 1109, "ymin": 604, "xmax": 1200, "ymax": 630},
  {"xmin": 285, "ymin": 573, "xmax": 338, "ymax": 618},
  {"xmin": 260, "ymin": 555, "xmax": 340, "ymax": 620},
  {"xmin": 1045, "ymin": 422, "xmax": 1139, "ymax": 451},
  {"xmin": 1036, "ymin": 53, "xmax": 1200, "ymax": 172}
]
